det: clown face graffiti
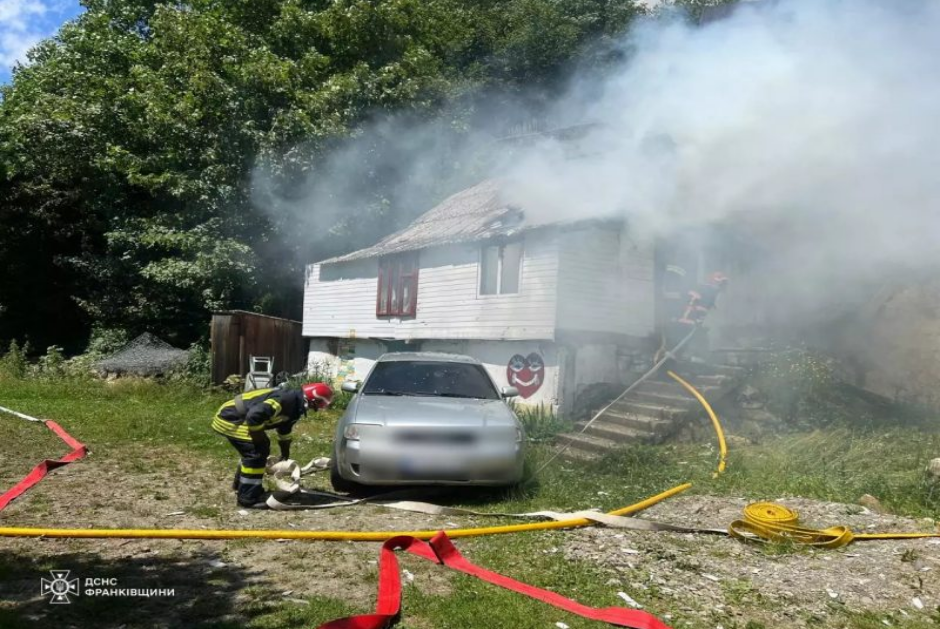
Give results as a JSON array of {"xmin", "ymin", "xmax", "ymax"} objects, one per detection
[{"xmin": 506, "ymin": 352, "xmax": 545, "ymax": 399}]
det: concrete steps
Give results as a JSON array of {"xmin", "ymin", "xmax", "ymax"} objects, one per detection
[
  {"xmin": 637, "ymin": 380, "xmax": 719, "ymax": 396},
  {"xmin": 558, "ymin": 361, "xmax": 746, "ymax": 460},
  {"xmin": 579, "ymin": 419, "xmax": 660, "ymax": 443},
  {"xmin": 598, "ymin": 410, "xmax": 674, "ymax": 435},
  {"xmin": 557, "ymin": 430, "xmax": 647, "ymax": 455},
  {"xmin": 608, "ymin": 398, "xmax": 693, "ymax": 419}
]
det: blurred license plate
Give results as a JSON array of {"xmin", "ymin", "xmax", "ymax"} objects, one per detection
[{"xmin": 400, "ymin": 456, "xmax": 466, "ymax": 473}]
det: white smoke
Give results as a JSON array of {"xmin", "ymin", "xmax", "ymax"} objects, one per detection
[
  {"xmin": 503, "ymin": 0, "xmax": 940, "ymax": 323},
  {"xmin": 256, "ymin": 0, "xmax": 940, "ymax": 329}
]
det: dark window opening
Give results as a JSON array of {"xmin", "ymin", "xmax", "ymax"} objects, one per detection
[{"xmin": 377, "ymin": 253, "xmax": 419, "ymax": 317}]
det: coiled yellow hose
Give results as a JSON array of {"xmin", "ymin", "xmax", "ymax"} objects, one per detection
[{"xmin": 729, "ymin": 502, "xmax": 940, "ymax": 548}]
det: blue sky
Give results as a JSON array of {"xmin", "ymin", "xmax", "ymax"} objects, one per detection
[{"xmin": 0, "ymin": 0, "xmax": 84, "ymax": 83}]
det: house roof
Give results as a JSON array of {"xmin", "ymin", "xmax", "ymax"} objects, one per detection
[
  {"xmin": 320, "ymin": 179, "xmax": 617, "ymax": 265},
  {"xmin": 321, "ymin": 180, "xmax": 517, "ymax": 264}
]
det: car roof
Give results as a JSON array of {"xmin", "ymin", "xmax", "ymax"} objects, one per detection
[{"xmin": 376, "ymin": 351, "xmax": 481, "ymax": 365}]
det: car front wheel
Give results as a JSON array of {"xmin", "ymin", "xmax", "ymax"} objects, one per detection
[{"xmin": 329, "ymin": 460, "xmax": 361, "ymax": 495}]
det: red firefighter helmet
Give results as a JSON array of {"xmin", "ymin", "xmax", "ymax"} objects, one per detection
[
  {"xmin": 706, "ymin": 271, "xmax": 729, "ymax": 287},
  {"xmin": 302, "ymin": 382, "xmax": 334, "ymax": 410}
]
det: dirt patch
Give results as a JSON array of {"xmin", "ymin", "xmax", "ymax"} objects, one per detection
[
  {"xmin": 0, "ymin": 444, "xmax": 458, "ymax": 619},
  {"xmin": 9, "ymin": 442, "xmax": 940, "ymax": 627},
  {"xmin": 565, "ymin": 495, "xmax": 940, "ymax": 627}
]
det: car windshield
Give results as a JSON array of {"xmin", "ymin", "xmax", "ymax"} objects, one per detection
[{"xmin": 362, "ymin": 360, "xmax": 501, "ymax": 400}]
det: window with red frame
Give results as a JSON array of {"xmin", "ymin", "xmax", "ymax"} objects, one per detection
[{"xmin": 377, "ymin": 253, "xmax": 419, "ymax": 317}]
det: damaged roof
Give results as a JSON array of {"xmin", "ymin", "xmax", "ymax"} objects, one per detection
[
  {"xmin": 320, "ymin": 179, "xmax": 613, "ymax": 265},
  {"xmin": 321, "ymin": 180, "xmax": 517, "ymax": 264}
]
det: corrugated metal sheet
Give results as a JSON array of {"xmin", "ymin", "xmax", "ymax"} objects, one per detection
[{"xmin": 210, "ymin": 311, "xmax": 306, "ymax": 385}]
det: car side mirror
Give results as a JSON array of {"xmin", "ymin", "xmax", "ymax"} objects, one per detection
[
  {"xmin": 500, "ymin": 386, "xmax": 519, "ymax": 398},
  {"xmin": 341, "ymin": 381, "xmax": 360, "ymax": 393}
]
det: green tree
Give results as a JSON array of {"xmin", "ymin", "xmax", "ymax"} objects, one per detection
[{"xmin": 0, "ymin": 0, "xmax": 650, "ymax": 351}]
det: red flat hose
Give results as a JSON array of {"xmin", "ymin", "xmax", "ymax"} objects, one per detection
[
  {"xmin": 318, "ymin": 531, "xmax": 672, "ymax": 629},
  {"xmin": 0, "ymin": 409, "xmax": 88, "ymax": 512}
]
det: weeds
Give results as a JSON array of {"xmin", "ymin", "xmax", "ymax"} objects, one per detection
[
  {"xmin": 750, "ymin": 347, "xmax": 839, "ymax": 427},
  {"xmin": 0, "ymin": 340, "xmax": 29, "ymax": 379},
  {"xmin": 36, "ymin": 345, "xmax": 66, "ymax": 377},
  {"xmin": 167, "ymin": 342, "xmax": 212, "ymax": 388},
  {"xmin": 512, "ymin": 402, "xmax": 573, "ymax": 441},
  {"xmin": 716, "ymin": 427, "xmax": 940, "ymax": 518}
]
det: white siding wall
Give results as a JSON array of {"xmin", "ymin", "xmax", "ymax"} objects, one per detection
[
  {"xmin": 303, "ymin": 233, "xmax": 559, "ymax": 341},
  {"xmin": 555, "ymin": 227, "xmax": 656, "ymax": 338}
]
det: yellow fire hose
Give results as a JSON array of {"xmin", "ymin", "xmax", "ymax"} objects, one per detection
[
  {"xmin": 2, "ymin": 375, "xmax": 937, "ymax": 547},
  {"xmin": 667, "ymin": 374, "xmax": 939, "ymax": 547},
  {"xmin": 729, "ymin": 502, "xmax": 940, "ymax": 547},
  {"xmin": 0, "ymin": 365, "xmax": 721, "ymax": 543},
  {"xmin": 0, "ymin": 482, "xmax": 691, "ymax": 541},
  {"xmin": 667, "ymin": 370, "xmax": 727, "ymax": 477},
  {"xmin": 729, "ymin": 502, "xmax": 940, "ymax": 548}
]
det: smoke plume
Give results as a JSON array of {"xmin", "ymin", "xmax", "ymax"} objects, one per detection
[{"xmin": 256, "ymin": 0, "xmax": 940, "ymax": 329}]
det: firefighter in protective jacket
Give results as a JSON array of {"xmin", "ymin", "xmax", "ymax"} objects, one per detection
[{"xmin": 212, "ymin": 382, "xmax": 333, "ymax": 507}]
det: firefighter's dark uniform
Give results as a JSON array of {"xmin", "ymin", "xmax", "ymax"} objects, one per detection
[
  {"xmin": 658, "ymin": 280, "xmax": 723, "ymax": 376},
  {"xmin": 212, "ymin": 388, "xmax": 307, "ymax": 507},
  {"xmin": 675, "ymin": 282, "xmax": 723, "ymax": 360},
  {"xmin": 679, "ymin": 283, "xmax": 722, "ymax": 326}
]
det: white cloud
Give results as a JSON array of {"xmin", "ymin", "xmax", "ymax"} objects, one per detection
[{"xmin": 0, "ymin": 0, "xmax": 55, "ymax": 72}]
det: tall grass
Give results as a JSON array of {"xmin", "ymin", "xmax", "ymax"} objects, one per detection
[
  {"xmin": 511, "ymin": 402, "xmax": 573, "ymax": 441},
  {"xmin": 717, "ymin": 428, "xmax": 940, "ymax": 517}
]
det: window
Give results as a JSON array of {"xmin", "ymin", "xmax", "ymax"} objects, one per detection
[
  {"xmin": 377, "ymin": 253, "xmax": 419, "ymax": 317},
  {"xmin": 480, "ymin": 241, "xmax": 523, "ymax": 295}
]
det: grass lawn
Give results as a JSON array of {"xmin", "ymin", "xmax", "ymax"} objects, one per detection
[{"xmin": 1, "ymin": 376, "xmax": 939, "ymax": 628}]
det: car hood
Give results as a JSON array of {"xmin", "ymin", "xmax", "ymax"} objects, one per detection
[{"xmin": 352, "ymin": 395, "xmax": 517, "ymax": 429}]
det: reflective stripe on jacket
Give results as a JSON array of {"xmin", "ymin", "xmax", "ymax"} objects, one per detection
[{"xmin": 212, "ymin": 388, "xmax": 304, "ymax": 442}]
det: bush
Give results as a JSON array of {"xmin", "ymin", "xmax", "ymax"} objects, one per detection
[
  {"xmin": 168, "ymin": 343, "xmax": 211, "ymax": 388},
  {"xmin": 35, "ymin": 345, "xmax": 66, "ymax": 378},
  {"xmin": 0, "ymin": 340, "xmax": 30, "ymax": 378},
  {"xmin": 329, "ymin": 389, "xmax": 354, "ymax": 412},
  {"xmin": 750, "ymin": 348, "xmax": 844, "ymax": 428},
  {"xmin": 85, "ymin": 326, "xmax": 130, "ymax": 356}
]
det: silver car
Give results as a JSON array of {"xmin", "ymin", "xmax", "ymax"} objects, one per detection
[{"xmin": 330, "ymin": 352, "xmax": 525, "ymax": 491}]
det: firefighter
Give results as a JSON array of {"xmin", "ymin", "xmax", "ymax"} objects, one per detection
[
  {"xmin": 679, "ymin": 271, "xmax": 729, "ymax": 326},
  {"xmin": 657, "ymin": 271, "xmax": 729, "ymax": 373},
  {"xmin": 677, "ymin": 271, "xmax": 729, "ymax": 362},
  {"xmin": 212, "ymin": 382, "xmax": 334, "ymax": 508}
]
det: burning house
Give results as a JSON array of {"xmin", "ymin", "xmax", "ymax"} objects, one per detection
[{"xmin": 301, "ymin": 179, "xmax": 750, "ymax": 412}]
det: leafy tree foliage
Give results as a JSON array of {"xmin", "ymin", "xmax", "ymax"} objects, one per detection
[{"xmin": 0, "ymin": 0, "xmax": 649, "ymax": 352}]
